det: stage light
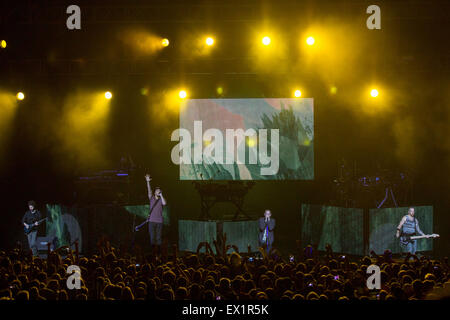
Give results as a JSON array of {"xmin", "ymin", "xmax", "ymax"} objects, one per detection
[
  {"xmin": 140, "ymin": 88, "xmax": 149, "ymax": 96},
  {"xmin": 306, "ymin": 36, "xmax": 315, "ymax": 46},
  {"xmin": 216, "ymin": 87, "xmax": 224, "ymax": 95},
  {"xmin": 204, "ymin": 139, "xmax": 212, "ymax": 146},
  {"xmin": 205, "ymin": 37, "xmax": 214, "ymax": 46},
  {"xmin": 247, "ymin": 137, "xmax": 257, "ymax": 147},
  {"xmin": 262, "ymin": 36, "xmax": 271, "ymax": 46},
  {"xmin": 161, "ymin": 38, "xmax": 169, "ymax": 47},
  {"xmin": 16, "ymin": 92, "xmax": 25, "ymax": 100},
  {"xmin": 330, "ymin": 86, "xmax": 338, "ymax": 95},
  {"xmin": 179, "ymin": 90, "xmax": 187, "ymax": 99},
  {"xmin": 104, "ymin": 91, "xmax": 112, "ymax": 99},
  {"xmin": 0, "ymin": 40, "xmax": 6, "ymax": 49},
  {"xmin": 294, "ymin": 90, "xmax": 302, "ymax": 98},
  {"xmin": 370, "ymin": 89, "xmax": 379, "ymax": 98}
]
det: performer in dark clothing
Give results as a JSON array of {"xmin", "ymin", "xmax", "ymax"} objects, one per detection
[
  {"xmin": 258, "ymin": 209, "xmax": 276, "ymax": 253},
  {"xmin": 22, "ymin": 200, "xmax": 41, "ymax": 256},
  {"xmin": 145, "ymin": 174, "xmax": 167, "ymax": 256}
]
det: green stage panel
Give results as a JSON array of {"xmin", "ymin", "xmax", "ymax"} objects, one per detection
[
  {"xmin": 369, "ymin": 206, "xmax": 433, "ymax": 254},
  {"xmin": 45, "ymin": 204, "xmax": 171, "ymax": 254},
  {"xmin": 178, "ymin": 220, "xmax": 217, "ymax": 253},
  {"xmin": 46, "ymin": 204, "xmax": 83, "ymax": 251},
  {"xmin": 223, "ymin": 220, "xmax": 259, "ymax": 253},
  {"xmin": 301, "ymin": 204, "xmax": 364, "ymax": 255}
]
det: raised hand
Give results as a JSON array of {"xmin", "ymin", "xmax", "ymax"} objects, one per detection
[{"xmin": 145, "ymin": 174, "xmax": 152, "ymax": 182}]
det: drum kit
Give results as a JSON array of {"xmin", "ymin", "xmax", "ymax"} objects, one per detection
[{"xmin": 331, "ymin": 159, "xmax": 412, "ymax": 208}]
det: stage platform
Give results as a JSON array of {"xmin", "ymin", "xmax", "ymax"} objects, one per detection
[{"xmin": 32, "ymin": 203, "xmax": 434, "ymax": 258}]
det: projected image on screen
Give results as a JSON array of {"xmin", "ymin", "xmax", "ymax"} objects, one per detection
[{"xmin": 176, "ymin": 98, "xmax": 314, "ymax": 180}]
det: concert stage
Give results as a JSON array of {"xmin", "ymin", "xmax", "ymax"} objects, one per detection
[{"xmin": 31, "ymin": 203, "xmax": 434, "ymax": 258}]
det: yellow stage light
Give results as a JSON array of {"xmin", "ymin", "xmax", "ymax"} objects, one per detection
[
  {"xmin": 370, "ymin": 89, "xmax": 379, "ymax": 98},
  {"xmin": 247, "ymin": 137, "xmax": 257, "ymax": 147},
  {"xmin": 262, "ymin": 36, "xmax": 271, "ymax": 46},
  {"xmin": 330, "ymin": 86, "xmax": 338, "ymax": 95},
  {"xmin": 179, "ymin": 90, "xmax": 187, "ymax": 99},
  {"xmin": 306, "ymin": 37, "xmax": 315, "ymax": 46},
  {"xmin": 0, "ymin": 40, "xmax": 6, "ymax": 49},
  {"xmin": 205, "ymin": 37, "xmax": 214, "ymax": 46},
  {"xmin": 161, "ymin": 38, "xmax": 169, "ymax": 47},
  {"xmin": 16, "ymin": 92, "xmax": 25, "ymax": 100},
  {"xmin": 294, "ymin": 90, "xmax": 302, "ymax": 98},
  {"xmin": 140, "ymin": 88, "xmax": 149, "ymax": 96},
  {"xmin": 216, "ymin": 87, "xmax": 223, "ymax": 95},
  {"xmin": 105, "ymin": 91, "xmax": 112, "ymax": 99}
]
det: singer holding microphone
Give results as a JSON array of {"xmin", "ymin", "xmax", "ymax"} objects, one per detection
[
  {"xmin": 145, "ymin": 174, "xmax": 167, "ymax": 256},
  {"xmin": 258, "ymin": 209, "xmax": 276, "ymax": 253}
]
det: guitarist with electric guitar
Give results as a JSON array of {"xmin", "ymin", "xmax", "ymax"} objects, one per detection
[
  {"xmin": 396, "ymin": 207, "xmax": 439, "ymax": 255},
  {"xmin": 22, "ymin": 200, "xmax": 46, "ymax": 256}
]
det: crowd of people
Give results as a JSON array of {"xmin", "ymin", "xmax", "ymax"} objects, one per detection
[{"xmin": 0, "ymin": 240, "xmax": 449, "ymax": 301}]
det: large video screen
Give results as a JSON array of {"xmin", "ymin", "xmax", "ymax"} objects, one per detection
[{"xmin": 175, "ymin": 98, "xmax": 314, "ymax": 180}]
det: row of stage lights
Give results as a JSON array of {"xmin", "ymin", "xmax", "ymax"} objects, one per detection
[
  {"xmin": 159, "ymin": 35, "xmax": 312, "ymax": 48},
  {"xmin": 13, "ymin": 88, "xmax": 380, "ymax": 101},
  {"xmin": 160, "ymin": 36, "xmax": 215, "ymax": 48},
  {"xmin": 1, "ymin": 34, "xmax": 312, "ymax": 51},
  {"xmin": 5, "ymin": 34, "xmax": 379, "ymax": 101},
  {"xmin": 14, "ymin": 91, "xmax": 115, "ymax": 101}
]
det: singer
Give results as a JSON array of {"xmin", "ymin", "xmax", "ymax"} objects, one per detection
[
  {"xmin": 258, "ymin": 209, "xmax": 276, "ymax": 253},
  {"xmin": 145, "ymin": 174, "xmax": 167, "ymax": 256}
]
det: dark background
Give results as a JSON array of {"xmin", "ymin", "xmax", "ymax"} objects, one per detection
[{"xmin": 0, "ymin": 0, "xmax": 448, "ymax": 256}]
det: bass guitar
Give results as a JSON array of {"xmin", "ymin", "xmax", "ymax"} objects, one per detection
[{"xmin": 400, "ymin": 233, "xmax": 439, "ymax": 246}]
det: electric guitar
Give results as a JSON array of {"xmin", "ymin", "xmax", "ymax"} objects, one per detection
[
  {"xmin": 24, "ymin": 218, "xmax": 47, "ymax": 235},
  {"xmin": 134, "ymin": 219, "xmax": 150, "ymax": 232},
  {"xmin": 134, "ymin": 197, "xmax": 162, "ymax": 232},
  {"xmin": 400, "ymin": 233, "xmax": 440, "ymax": 246}
]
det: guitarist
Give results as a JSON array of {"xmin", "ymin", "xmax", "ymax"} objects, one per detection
[
  {"xmin": 22, "ymin": 200, "xmax": 42, "ymax": 256},
  {"xmin": 396, "ymin": 207, "xmax": 425, "ymax": 255},
  {"xmin": 145, "ymin": 174, "xmax": 167, "ymax": 256}
]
